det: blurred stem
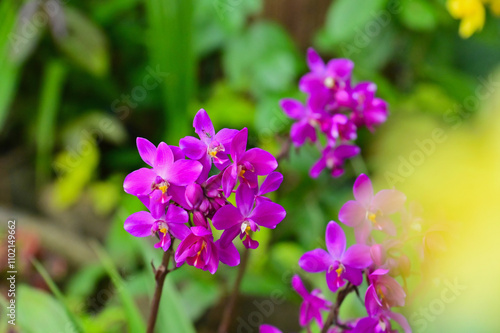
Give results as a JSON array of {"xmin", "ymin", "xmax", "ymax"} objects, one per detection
[
  {"xmin": 147, "ymin": 238, "xmax": 174, "ymax": 333},
  {"xmin": 218, "ymin": 247, "xmax": 250, "ymax": 333},
  {"xmin": 35, "ymin": 59, "xmax": 67, "ymax": 188},
  {"xmin": 321, "ymin": 283, "xmax": 355, "ymax": 333}
]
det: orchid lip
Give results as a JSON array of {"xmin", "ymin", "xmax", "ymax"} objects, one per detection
[{"xmin": 324, "ymin": 76, "xmax": 335, "ymax": 88}]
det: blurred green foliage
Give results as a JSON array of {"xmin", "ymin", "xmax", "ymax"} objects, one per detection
[{"xmin": 1, "ymin": 0, "xmax": 500, "ymax": 332}]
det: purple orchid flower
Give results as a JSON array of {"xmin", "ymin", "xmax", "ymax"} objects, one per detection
[
  {"xmin": 368, "ymin": 269, "xmax": 406, "ymax": 308},
  {"xmin": 260, "ymin": 325, "xmax": 282, "ymax": 333},
  {"xmin": 280, "ymin": 98, "xmax": 324, "ymax": 147},
  {"xmin": 212, "ymin": 184, "xmax": 286, "ymax": 249},
  {"xmin": 174, "ymin": 226, "xmax": 240, "ymax": 274},
  {"xmin": 179, "ymin": 109, "xmax": 238, "ymax": 181},
  {"xmin": 349, "ymin": 82, "xmax": 388, "ymax": 132},
  {"xmin": 222, "ymin": 128, "xmax": 278, "ymax": 197},
  {"xmin": 310, "ymin": 144, "xmax": 360, "ymax": 178},
  {"xmin": 292, "ymin": 274, "xmax": 332, "ymax": 327},
  {"xmin": 338, "ymin": 174, "xmax": 406, "ymax": 244},
  {"xmin": 123, "ymin": 139, "xmax": 203, "ymax": 204},
  {"xmin": 299, "ymin": 48, "xmax": 354, "ymax": 106},
  {"xmin": 299, "ymin": 221, "xmax": 372, "ymax": 292},
  {"xmin": 124, "ymin": 204, "xmax": 190, "ymax": 251},
  {"xmin": 352, "ymin": 285, "xmax": 411, "ymax": 333},
  {"xmin": 323, "ymin": 113, "xmax": 358, "ymax": 143}
]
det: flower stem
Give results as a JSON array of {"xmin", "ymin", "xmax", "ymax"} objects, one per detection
[
  {"xmin": 146, "ymin": 239, "xmax": 174, "ymax": 333},
  {"xmin": 321, "ymin": 283, "xmax": 355, "ymax": 333},
  {"xmin": 218, "ymin": 247, "xmax": 250, "ymax": 333}
]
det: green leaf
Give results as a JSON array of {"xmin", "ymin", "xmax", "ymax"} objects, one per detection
[
  {"xmin": 17, "ymin": 285, "xmax": 80, "ymax": 332},
  {"xmin": 145, "ymin": 0, "xmax": 194, "ymax": 142},
  {"xmin": 223, "ymin": 22, "xmax": 301, "ymax": 96},
  {"xmin": 321, "ymin": 0, "xmax": 388, "ymax": 44},
  {"xmin": 66, "ymin": 264, "xmax": 106, "ymax": 299},
  {"xmin": 51, "ymin": 138, "xmax": 99, "ymax": 209},
  {"xmin": 32, "ymin": 259, "xmax": 85, "ymax": 333},
  {"xmin": 0, "ymin": 0, "xmax": 22, "ymax": 131},
  {"xmin": 399, "ymin": 0, "xmax": 438, "ymax": 32},
  {"xmin": 93, "ymin": 243, "xmax": 146, "ymax": 333},
  {"xmin": 35, "ymin": 59, "xmax": 67, "ymax": 186},
  {"xmin": 56, "ymin": 7, "xmax": 109, "ymax": 76}
]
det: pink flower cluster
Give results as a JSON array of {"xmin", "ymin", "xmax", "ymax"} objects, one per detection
[
  {"xmin": 262, "ymin": 174, "xmax": 423, "ymax": 333},
  {"xmin": 280, "ymin": 48, "xmax": 388, "ymax": 178},
  {"xmin": 123, "ymin": 109, "xmax": 286, "ymax": 274}
]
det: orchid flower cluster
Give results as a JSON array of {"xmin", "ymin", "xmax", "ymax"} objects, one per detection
[
  {"xmin": 280, "ymin": 48, "xmax": 388, "ymax": 178},
  {"xmin": 261, "ymin": 174, "xmax": 426, "ymax": 333},
  {"xmin": 123, "ymin": 109, "xmax": 286, "ymax": 274}
]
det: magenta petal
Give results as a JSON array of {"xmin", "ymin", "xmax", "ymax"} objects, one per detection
[
  {"xmin": 167, "ymin": 160, "xmax": 203, "ymax": 186},
  {"xmin": 179, "ymin": 136, "xmax": 207, "ymax": 160},
  {"xmin": 216, "ymin": 240, "xmax": 240, "ymax": 266},
  {"xmin": 165, "ymin": 205, "xmax": 188, "ymax": 224},
  {"xmin": 290, "ymin": 121, "xmax": 317, "ymax": 147},
  {"xmin": 136, "ymin": 137, "xmax": 156, "ymax": 167},
  {"xmin": 231, "ymin": 128, "xmax": 248, "ymax": 162},
  {"xmin": 124, "ymin": 211, "xmax": 154, "ymax": 237},
  {"xmin": 306, "ymin": 47, "xmax": 325, "ymax": 73},
  {"xmin": 249, "ymin": 201, "xmax": 286, "ymax": 229},
  {"xmin": 309, "ymin": 157, "xmax": 326, "ymax": 178},
  {"xmin": 342, "ymin": 244, "xmax": 372, "ymax": 269},
  {"xmin": 241, "ymin": 148, "xmax": 278, "ymax": 175},
  {"xmin": 326, "ymin": 269, "xmax": 345, "ymax": 292},
  {"xmin": 377, "ymin": 216, "xmax": 397, "ymax": 236},
  {"xmin": 355, "ymin": 223, "xmax": 372, "ymax": 244},
  {"xmin": 386, "ymin": 311, "xmax": 412, "ymax": 333},
  {"xmin": 280, "ymin": 98, "xmax": 306, "ymax": 120},
  {"xmin": 220, "ymin": 225, "xmax": 242, "ymax": 248},
  {"xmin": 193, "ymin": 108, "xmax": 215, "ymax": 143},
  {"xmin": 342, "ymin": 265, "xmax": 363, "ymax": 286},
  {"xmin": 325, "ymin": 221, "xmax": 346, "ymax": 259},
  {"xmin": 291, "ymin": 275, "xmax": 309, "ymax": 299},
  {"xmin": 168, "ymin": 223, "xmax": 190, "ymax": 241},
  {"xmin": 222, "ymin": 164, "xmax": 238, "ymax": 197},
  {"xmin": 338, "ymin": 200, "xmax": 366, "ymax": 227},
  {"xmin": 259, "ymin": 172, "xmax": 283, "ymax": 195},
  {"xmin": 372, "ymin": 189, "xmax": 406, "ymax": 215},
  {"xmin": 352, "ymin": 317, "xmax": 378, "ymax": 333},
  {"xmin": 123, "ymin": 168, "xmax": 157, "ymax": 196},
  {"xmin": 214, "ymin": 128, "xmax": 238, "ymax": 150},
  {"xmin": 154, "ymin": 142, "xmax": 174, "ymax": 179},
  {"xmin": 260, "ymin": 324, "xmax": 282, "ymax": 333},
  {"xmin": 299, "ymin": 73, "xmax": 323, "ymax": 94},
  {"xmin": 212, "ymin": 204, "xmax": 244, "ymax": 230},
  {"xmin": 299, "ymin": 249, "xmax": 332, "ymax": 273},
  {"xmin": 326, "ymin": 58, "xmax": 354, "ymax": 80},
  {"xmin": 365, "ymin": 285, "xmax": 382, "ymax": 316},
  {"xmin": 353, "ymin": 174, "xmax": 373, "ymax": 208},
  {"xmin": 236, "ymin": 183, "xmax": 256, "ymax": 217}
]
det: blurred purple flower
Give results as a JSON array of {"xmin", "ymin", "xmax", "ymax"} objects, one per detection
[
  {"xmin": 299, "ymin": 221, "xmax": 372, "ymax": 292},
  {"xmin": 310, "ymin": 144, "xmax": 360, "ymax": 178},
  {"xmin": 352, "ymin": 285, "xmax": 411, "ymax": 333},
  {"xmin": 339, "ymin": 174, "xmax": 406, "ymax": 244},
  {"xmin": 292, "ymin": 274, "xmax": 332, "ymax": 327},
  {"xmin": 350, "ymin": 82, "xmax": 388, "ymax": 132}
]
